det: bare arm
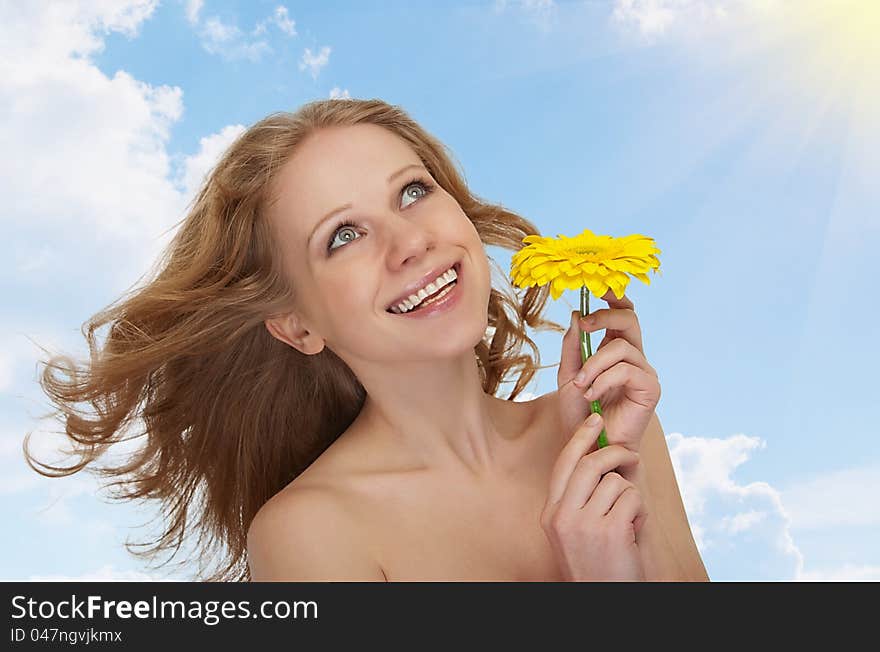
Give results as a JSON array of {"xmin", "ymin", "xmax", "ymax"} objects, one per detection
[
  {"xmin": 628, "ymin": 412, "xmax": 710, "ymax": 581},
  {"xmin": 247, "ymin": 488, "xmax": 387, "ymax": 582}
]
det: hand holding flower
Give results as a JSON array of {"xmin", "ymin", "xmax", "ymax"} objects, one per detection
[
  {"xmin": 558, "ymin": 290, "xmax": 660, "ymax": 455},
  {"xmin": 510, "ymin": 228, "xmax": 663, "ymax": 454}
]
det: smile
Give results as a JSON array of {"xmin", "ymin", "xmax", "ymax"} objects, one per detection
[{"xmin": 386, "ymin": 262, "xmax": 463, "ymax": 317}]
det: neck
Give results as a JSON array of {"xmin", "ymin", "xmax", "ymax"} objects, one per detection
[{"xmin": 354, "ymin": 352, "xmax": 520, "ymax": 479}]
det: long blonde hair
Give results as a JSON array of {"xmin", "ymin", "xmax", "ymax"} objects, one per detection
[{"xmin": 25, "ymin": 98, "xmax": 563, "ymax": 581}]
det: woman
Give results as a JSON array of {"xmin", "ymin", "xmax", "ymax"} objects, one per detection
[{"xmin": 28, "ymin": 98, "xmax": 707, "ymax": 582}]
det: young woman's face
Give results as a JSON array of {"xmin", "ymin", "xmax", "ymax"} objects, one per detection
[{"xmin": 267, "ymin": 123, "xmax": 491, "ymax": 360}]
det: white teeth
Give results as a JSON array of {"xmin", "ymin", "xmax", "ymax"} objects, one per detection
[{"xmin": 391, "ymin": 265, "xmax": 458, "ymax": 314}]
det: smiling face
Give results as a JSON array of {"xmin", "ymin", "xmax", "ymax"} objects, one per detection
[{"xmin": 264, "ymin": 123, "xmax": 491, "ymax": 361}]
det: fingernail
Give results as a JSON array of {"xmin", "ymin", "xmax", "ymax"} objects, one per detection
[
  {"xmin": 587, "ymin": 412, "xmax": 601, "ymax": 425},
  {"xmin": 574, "ymin": 371, "xmax": 588, "ymax": 386}
]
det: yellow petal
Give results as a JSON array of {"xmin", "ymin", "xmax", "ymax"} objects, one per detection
[{"xmin": 511, "ymin": 229, "xmax": 661, "ymax": 297}]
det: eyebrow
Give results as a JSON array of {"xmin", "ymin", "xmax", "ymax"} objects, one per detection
[{"xmin": 307, "ymin": 163, "xmax": 427, "ymax": 248}]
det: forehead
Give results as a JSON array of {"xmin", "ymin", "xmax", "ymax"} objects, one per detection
[{"xmin": 270, "ymin": 124, "xmax": 422, "ymax": 233}]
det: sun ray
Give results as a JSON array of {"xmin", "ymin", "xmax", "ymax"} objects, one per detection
[{"xmin": 775, "ymin": 0, "xmax": 880, "ymax": 122}]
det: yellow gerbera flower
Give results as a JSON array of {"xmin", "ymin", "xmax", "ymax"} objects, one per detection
[
  {"xmin": 510, "ymin": 228, "xmax": 662, "ymax": 300},
  {"xmin": 509, "ymin": 227, "xmax": 662, "ymax": 448}
]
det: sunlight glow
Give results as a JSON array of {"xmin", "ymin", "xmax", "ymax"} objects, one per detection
[{"xmin": 782, "ymin": 0, "xmax": 880, "ymax": 123}]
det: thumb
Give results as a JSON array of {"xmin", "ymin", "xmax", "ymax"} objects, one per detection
[{"xmin": 557, "ymin": 310, "xmax": 585, "ymax": 390}]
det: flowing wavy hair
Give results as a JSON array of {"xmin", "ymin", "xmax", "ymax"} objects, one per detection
[{"xmin": 25, "ymin": 98, "xmax": 564, "ymax": 581}]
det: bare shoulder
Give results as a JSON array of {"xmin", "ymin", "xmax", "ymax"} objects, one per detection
[
  {"xmin": 531, "ymin": 389, "xmax": 565, "ymax": 444},
  {"xmin": 246, "ymin": 484, "xmax": 386, "ymax": 582}
]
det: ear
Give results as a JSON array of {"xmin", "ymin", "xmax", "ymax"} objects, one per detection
[{"xmin": 264, "ymin": 312, "xmax": 325, "ymax": 355}]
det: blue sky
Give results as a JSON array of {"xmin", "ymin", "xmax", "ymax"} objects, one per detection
[{"xmin": 2, "ymin": 0, "xmax": 878, "ymax": 581}]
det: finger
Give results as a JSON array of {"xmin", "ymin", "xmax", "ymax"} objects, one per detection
[
  {"xmin": 600, "ymin": 289, "xmax": 634, "ymax": 309},
  {"xmin": 547, "ymin": 430, "xmax": 639, "ymax": 510},
  {"xmin": 580, "ymin": 308, "xmax": 644, "ymax": 354},
  {"xmin": 582, "ymin": 363, "xmax": 661, "ymax": 408},
  {"xmin": 608, "ymin": 484, "xmax": 648, "ymax": 531},
  {"xmin": 572, "ymin": 338, "xmax": 657, "ymax": 390},
  {"xmin": 557, "ymin": 310, "xmax": 585, "ymax": 388},
  {"xmin": 546, "ymin": 413, "xmax": 606, "ymax": 508},
  {"xmin": 557, "ymin": 449, "xmax": 641, "ymax": 516},
  {"xmin": 580, "ymin": 471, "xmax": 634, "ymax": 517}
]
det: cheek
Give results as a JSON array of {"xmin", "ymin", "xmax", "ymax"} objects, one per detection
[
  {"xmin": 477, "ymin": 257, "xmax": 492, "ymax": 302},
  {"xmin": 321, "ymin": 271, "xmax": 380, "ymax": 316},
  {"xmin": 454, "ymin": 219, "xmax": 491, "ymax": 293}
]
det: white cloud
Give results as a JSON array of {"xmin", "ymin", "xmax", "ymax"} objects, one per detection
[
  {"xmin": 185, "ymin": 0, "xmax": 203, "ymax": 25},
  {"xmin": 0, "ymin": 3, "xmax": 190, "ymax": 296},
  {"xmin": 28, "ymin": 564, "xmax": 173, "ymax": 581},
  {"xmin": 0, "ymin": 1, "xmax": 243, "ymax": 560},
  {"xmin": 199, "ymin": 16, "xmax": 270, "ymax": 62},
  {"xmin": 0, "ymin": 0, "xmax": 244, "ymax": 513},
  {"xmin": 666, "ymin": 431, "xmax": 804, "ymax": 580},
  {"xmin": 610, "ymin": 0, "xmax": 780, "ymax": 41},
  {"xmin": 187, "ymin": 4, "xmax": 298, "ymax": 62},
  {"xmin": 492, "ymin": 0, "xmax": 558, "ymax": 31},
  {"xmin": 780, "ymin": 463, "xmax": 880, "ymax": 530},
  {"xmin": 176, "ymin": 124, "xmax": 247, "ymax": 200},
  {"xmin": 0, "ymin": 1, "xmax": 297, "ymax": 583},
  {"xmin": 202, "ymin": 15, "xmax": 236, "ymax": 43},
  {"xmin": 719, "ymin": 509, "xmax": 767, "ymax": 535},
  {"xmin": 612, "ymin": 0, "xmax": 678, "ymax": 37},
  {"xmin": 329, "ymin": 87, "xmax": 351, "ymax": 99},
  {"xmin": 796, "ymin": 564, "xmax": 880, "ymax": 582},
  {"xmin": 253, "ymin": 5, "xmax": 297, "ymax": 38},
  {"xmin": 299, "ymin": 46, "xmax": 332, "ymax": 80},
  {"xmin": 272, "ymin": 6, "xmax": 296, "ymax": 36},
  {"xmin": 1, "ymin": 1, "xmax": 159, "ymax": 64},
  {"xmin": 1, "ymin": 67, "xmax": 183, "ymax": 240},
  {"xmin": 0, "ymin": 1, "xmax": 255, "ymax": 300}
]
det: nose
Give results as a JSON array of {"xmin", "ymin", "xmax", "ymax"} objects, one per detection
[{"xmin": 383, "ymin": 211, "xmax": 437, "ymax": 268}]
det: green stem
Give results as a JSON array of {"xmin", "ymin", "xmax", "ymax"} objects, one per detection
[{"xmin": 580, "ymin": 286, "xmax": 608, "ymax": 448}]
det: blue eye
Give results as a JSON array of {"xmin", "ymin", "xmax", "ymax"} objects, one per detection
[
  {"xmin": 326, "ymin": 218, "xmax": 360, "ymax": 253},
  {"xmin": 325, "ymin": 177, "xmax": 435, "ymax": 254}
]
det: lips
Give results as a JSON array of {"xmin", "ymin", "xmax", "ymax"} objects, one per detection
[{"xmin": 385, "ymin": 260, "xmax": 461, "ymax": 312}]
